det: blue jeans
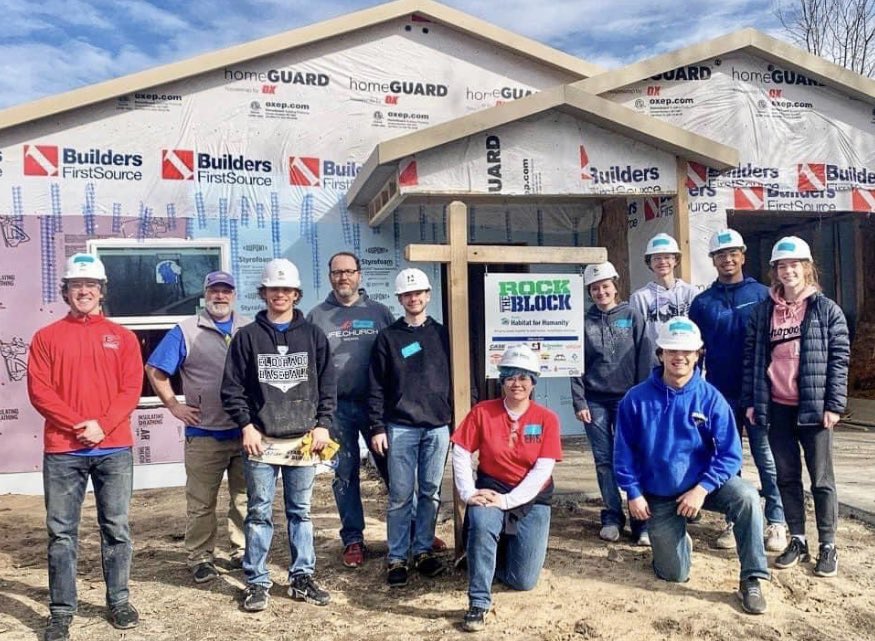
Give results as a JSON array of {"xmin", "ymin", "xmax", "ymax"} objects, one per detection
[
  {"xmin": 584, "ymin": 398, "xmax": 646, "ymax": 536},
  {"xmin": 730, "ymin": 406, "xmax": 785, "ymax": 526},
  {"xmin": 466, "ymin": 504, "xmax": 551, "ymax": 610},
  {"xmin": 647, "ymin": 476, "xmax": 770, "ymax": 583},
  {"xmin": 333, "ymin": 399, "xmax": 389, "ymax": 546},
  {"xmin": 243, "ymin": 457, "xmax": 316, "ymax": 587},
  {"xmin": 386, "ymin": 423, "xmax": 449, "ymax": 562},
  {"xmin": 43, "ymin": 450, "xmax": 133, "ymax": 616}
]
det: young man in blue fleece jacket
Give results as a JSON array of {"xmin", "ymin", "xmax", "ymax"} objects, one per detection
[{"xmin": 614, "ymin": 318, "xmax": 770, "ymax": 615}]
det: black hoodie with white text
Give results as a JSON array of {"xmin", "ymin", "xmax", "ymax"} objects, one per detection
[{"xmin": 221, "ymin": 309, "xmax": 336, "ymax": 438}]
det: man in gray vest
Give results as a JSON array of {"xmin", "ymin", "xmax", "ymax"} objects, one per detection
[
  {"xmin": 307, "ymin": 252, "xmax": 394, "ymax": 568},
  {"xmin": 146, "ymin": 270, "xmax": 253, "ymax": 583}
]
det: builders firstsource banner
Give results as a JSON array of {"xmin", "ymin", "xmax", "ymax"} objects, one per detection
[{"xmin": 603, "ymin": 52, "xmax": 875, "ymax": 284}]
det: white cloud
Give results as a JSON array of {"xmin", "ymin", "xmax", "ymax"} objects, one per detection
[{"xmin": 0, "ymin": 0, "xmax": 791, "ymax": 110}]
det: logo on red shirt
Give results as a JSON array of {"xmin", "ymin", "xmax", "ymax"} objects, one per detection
[{"xmin": 102, "ymin": 335, "xmax": 120, "ymax": 350}]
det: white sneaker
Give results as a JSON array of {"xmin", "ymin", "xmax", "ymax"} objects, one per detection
[
  {"xmin": 715, "ymin": 522, "xmax": 737, "ymax": 549},
  {"xmin": 636, "ymin": 531, "xmax": 651, "ymax": 547},
  {"xmin": 764, "ymin": 523, "xmax": 788, "ymax": 552},
  {"xmin": 599, "ymin": 525, "xmax": 621, "ymax": 542}
]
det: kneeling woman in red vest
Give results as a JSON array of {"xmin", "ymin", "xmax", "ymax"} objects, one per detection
[{"xmin": 452, "ymin": 345, "xmax": 563, "ymax": 633}]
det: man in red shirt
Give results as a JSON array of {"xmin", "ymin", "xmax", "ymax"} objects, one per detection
[{"xmin": 27, "ymin": 253, "xmax": 143, "ymax": 641}]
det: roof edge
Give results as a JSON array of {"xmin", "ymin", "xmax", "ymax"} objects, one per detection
[
  {"xmin": 0, "ymin": 0, "xmax": 600, "ymax": 131},
  {"xmin": 575, "ymin": 27, "xmax": 875, "ymax": 104}
]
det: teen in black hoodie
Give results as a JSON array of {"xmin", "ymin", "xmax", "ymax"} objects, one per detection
[
  {"xmin": 368, "ymin": 268, "xmax": 451, "ymax": 588},
  {"xmin": 221, "ymin": 259, "xmax": 336, "ymax": 613}
]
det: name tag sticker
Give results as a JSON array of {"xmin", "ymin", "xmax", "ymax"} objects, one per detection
[{"xmin": 401, "ymin": 341, "xmax": 422, "ymax": 358}]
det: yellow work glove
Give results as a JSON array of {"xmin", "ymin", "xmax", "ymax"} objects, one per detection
[{"xmin": 299, "ymin": 432, "xmax": 341, "ymax": 462}]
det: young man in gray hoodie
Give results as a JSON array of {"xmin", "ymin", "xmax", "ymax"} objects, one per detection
[
  {"xmin": 629, "ymin": 233, "xmax": 699, "ymax": 366},
  {"xmin": 306, "ymin": 252, "xmax": 394, "ymax": 568}
]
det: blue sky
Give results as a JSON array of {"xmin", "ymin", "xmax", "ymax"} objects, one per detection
[{"xmin": 0, "ymin": 0, "xmax": 784, "ymax": 110}]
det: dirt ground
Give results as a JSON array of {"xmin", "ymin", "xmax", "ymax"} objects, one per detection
[{"xmin": 2, "ymin": 464, "xmax": 875, "ymax": 641}]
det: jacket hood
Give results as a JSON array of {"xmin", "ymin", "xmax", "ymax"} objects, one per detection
[
  {"xmin": 320, "ymin": 289, "xmax": 373, "ymax": 309},
  {"xmin": 254, "ymin": 308, "xmax": 305, "ymax": 334},
  {"xmin": 586, "ymin": 300, "xmax": 630, "ymax": 320},
  {"xmin": 648, "ymin": 364, "xmax": 704, "ymax": 396},
  {"xmin": 709, "ymin": 276, "xmax": 761, "ymax": 292},
  {"xmin": 646, "ymin": 279, "xmax": 689, "ymax": 295}
]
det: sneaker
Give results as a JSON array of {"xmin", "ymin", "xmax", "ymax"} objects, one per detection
[
  {"xmin": 342, "ymin": 542, "xmax": 365, "ymax": 568},
  {"xmin": 764, "ymin": 523, "xmax": 788, "ymax": 553},
  {"xmin": 242, "ymin": 584, "xmax": 270, "ymax": 612},
  {"xmin": 813, "ymin": 544, "xmax": 838, "ymax": 577},
  {"xmin": 414, "ymin": 551, "xmax": 446, "ymax": 578},
  {"xmin": 737, "ymin": 577, "xmax": 767, "ymax": 615},
  {"xmin": 462, "ymin": 606, "xmax": 488, "ymax": 632},
  {"xmin": 108, "ymin": 602, "xmax": 139, "ymax": 630},
  {"xmin": 599, "ymin": 525, "xmax": 620, "ymax": 542},
  {"xmin": 387, "ymin": 560, "xmax": 409, "ymax": 588},
  {"xmin": 636, "ymin": 531, "xmax": 651, "ymax": 547},
  {"xmin": 715, "ymin": 522, "xmax": 737, "ymax": 550},
  {"xmin": 774, "ymin": 537, "xmax": 810, "ymax": 569},
  {"xmin": 193, "ymin": 561, "xmax": 219, "ymax": 583},
  {"xmin": 43, "ymin": 614, "xmax": 72, "ymax": 641},
  {"xmin": 228, "ymin": 554, "xmax": 244, "ymax": 570},
  {"xmin": 288, "ymin": 574, "xmax": 331, "ymax": 606},
  {"xmin": 432, "ymin": 536, "xmax": 449, "ymax": 552}
]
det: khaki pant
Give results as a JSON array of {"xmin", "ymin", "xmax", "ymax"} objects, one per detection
[{"xmin": 184, "ymin": 435, "xmax": 246, "ymax": 565}]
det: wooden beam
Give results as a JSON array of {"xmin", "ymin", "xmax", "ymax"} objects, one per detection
[
  {"xmin": 406, "ymin": 244, "xmax": 607, "ymax": 264},
  {"xmin": 445, "ymin": 201, "xmax": 471, "ymax": 558},
  {"xmin": 467, "ymin": 245, "xmax": 606, "ymax": 264},
  {"xmin": 674, "ymin": 157, "xmax": 692, "ymax": 282}
]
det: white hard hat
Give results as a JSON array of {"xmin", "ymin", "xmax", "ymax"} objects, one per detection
[
  {"xmin": 584, "ymin": 261, "xmax": 619, "ymax": 287},
  {"xmin": 770, "ymin": 236, "xmax": 812, "ymax": 265},
  {"xmin": 656, "ymin": 317, "xmax": 703, "ymax": 351},
  {"xmin": 499, "ymin": 344, "xmax": 540, "ymax": 375},
  {"xmin": 394, "ymin": 268, "xmax": 431, "ymax": 295},
  {"xmin": 708, "ymin": 229, "xmax": 746, "ymax": 255},
  {"xmin": 63, "ymin": 253, "xmax": 107, "ymax": 281},
  {"xmin": 645, "ymin": 233, "xmax": 681, "ymax": 256},
  {"xmin": 260, "ymin": 258, "xmax": 301, "ymax": 288}
]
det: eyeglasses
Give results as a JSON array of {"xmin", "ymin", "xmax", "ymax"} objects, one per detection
[
  {"xmin": 503, "ymin": 375, "xmax": 532, "ymax": 384},
  {"xmin": 329, "ymin": 269, "xmax": 359, "ymax": 278}
]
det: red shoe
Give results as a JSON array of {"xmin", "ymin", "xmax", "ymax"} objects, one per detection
[
  {"xmin": 431, "ymin": 536, "xmax": 448, "ymax": 552},
  {"xmin": 342, "ymin": 542, "xmax": 365, "ymax": 568}
]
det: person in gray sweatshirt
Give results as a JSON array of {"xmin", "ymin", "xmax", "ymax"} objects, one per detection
[
  {"xmin": 629, "ymin": 233, "xmax": 699, "ymax": 366},
  {"xmin": 570, "ymin": 261, "xmax": 651, "ymax": 545},
  {"xmin": 306, "ymin": 252, "xmax": 395, "ymax": 569}
]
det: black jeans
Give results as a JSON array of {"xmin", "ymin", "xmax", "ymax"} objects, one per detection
[{"xmin": 768, "ymin": 403, "xmax": 837, "ymax": 544}]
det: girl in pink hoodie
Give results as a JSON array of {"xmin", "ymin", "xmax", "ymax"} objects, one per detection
[{"xmin": 743, "ymin": 236, "xmax": 849, "ymax": 581}]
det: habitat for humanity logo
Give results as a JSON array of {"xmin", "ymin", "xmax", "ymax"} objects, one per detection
[
  {"xmin": 23, "ymin": 144, "xmax": 144, "ymax": 181},
  {"xmin": 288, "ymin": 156, "xmax": 361, "ymax": 189},
  {"xmin": 498, "ymin": 279, "xmax": 572, "ymax": 313},
  {"xmin": 161, "ymin": 149, "xmax": 273, "ymax": 186}
]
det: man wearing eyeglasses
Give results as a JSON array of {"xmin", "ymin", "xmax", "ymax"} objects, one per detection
[{"xmin": 306, "ymin": 252, "xmax": 394, "ymax": 568}]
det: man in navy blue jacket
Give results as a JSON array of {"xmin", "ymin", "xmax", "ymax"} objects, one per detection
[
  {"xmin": 614, "ymin": 318, "xmax": 769, "ymax": 615},
  {"xmin": 689, "ymin": 229, "xmax": 786, "ymax": 553}
]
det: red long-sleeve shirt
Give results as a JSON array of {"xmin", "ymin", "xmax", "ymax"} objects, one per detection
[{"xmin": 27, "ymin": 313, "xmax": 143, "ymax": 453}]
